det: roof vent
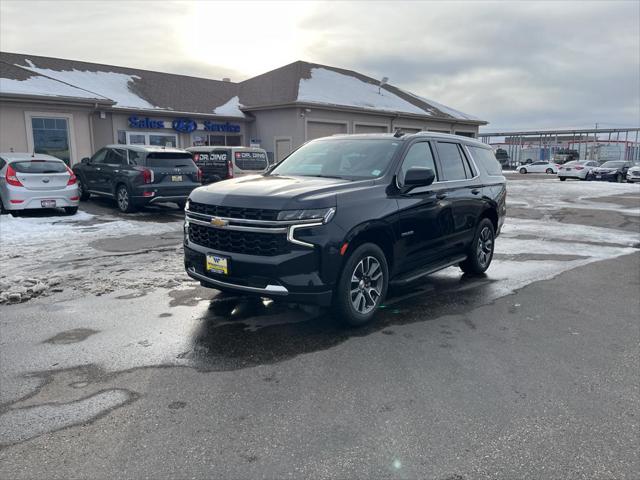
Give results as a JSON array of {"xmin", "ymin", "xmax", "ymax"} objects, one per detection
[{"xmin": 222, "ymin": 77, "xmax": 231, "ymax": 82}]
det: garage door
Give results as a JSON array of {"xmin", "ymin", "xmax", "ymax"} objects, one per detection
[
  {"xmin": 306, "ymin": 121, "xmax": 347, "ymax": 140},
  {"xmin": 354, "ymin": 124, "xmax": 388, "ymax": 134}
]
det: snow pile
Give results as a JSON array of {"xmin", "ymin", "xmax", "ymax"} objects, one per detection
[
  {"xmin": 213, "ymin": 96, "xmax": 245, "ymax": 117},
  {"xmin": 0, "ymin": 75, "xmax": 107, "ymax": 100},
  {"xmin": 298, "ymin": 68, "xmax": 426, "ymax": 115},
  {"xmin": 18, "ymin": 59, "xmax": 157, "ymax": 109}
]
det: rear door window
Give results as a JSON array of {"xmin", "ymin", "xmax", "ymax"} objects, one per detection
[
  {"xmin": 234, "ymin": 150, "xmax": 268, "ymax": 170},
  {"xmin": 436, "ymin": 142, "xmax": 470, "ymax": 181},
  {"xmin": 145, "ymin": 152, "xmax": 195, "ymax": 168},
  {"xmin": 467, "ymin": 146, "xmax": 502, "ymax": 175},
  {"xmin": 105, "ymin": 149, "xmax": 126, "ymax": 165},
  {"xmin": 10, "ymin": 160, "xmax": 67, "ymax": 173}
]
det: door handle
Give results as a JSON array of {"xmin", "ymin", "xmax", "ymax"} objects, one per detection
[
  {"xmin": 113, "ymin": 169, "xmax": 119, "ymax": 173},
  {"xmin": 436, "ymin": 193, "xmax": 447, "ymax": 200},
  {"xmin": 471, "ymin": 188, "xmax": 480, "ymax": 195},
  {"xmin": 95, "ymin": 167, "xmax": 101, "ymax": 171}
]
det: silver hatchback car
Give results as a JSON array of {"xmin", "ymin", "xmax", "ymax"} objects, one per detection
[{"xmin": 0, "ymin": 153, "xmax": 79, "ymax": 215}]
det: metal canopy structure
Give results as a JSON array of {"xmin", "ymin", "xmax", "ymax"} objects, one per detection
[{"xmin": 478, "ymin": 127, "xmax": 640, "ymax": 166}]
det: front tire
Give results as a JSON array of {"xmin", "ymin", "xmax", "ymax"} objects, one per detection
[
  {"xmin": 77, "ymin": 178, "xmax": 90, "ymax": 201},
  {"xmin": 335, "ymin": 243, "xmax": 388, "ymax": 327},
  {"xmin": 546, "ymin": 168, "xmax": 554, "ymax": 174},
  {"xmin": 460, "ymin": 218, "xmax": 495, "ymax": 275},
  {"xmin": 116, "ymin": 184, "xmax": 136, "ymax": 213},
  {"xmin": 559, "ymin": 177, "xmax": 566, "ymax": 181},
  {"xmin": 519, "ymin": 168, "xmax": 527, "ymax": 174}
]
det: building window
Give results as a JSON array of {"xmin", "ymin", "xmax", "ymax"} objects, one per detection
[
  {"xmin": 125, "ymin": 131, "xmax": 177, "ymax": 147},
  {"xmin": 31, "ymin": 117, "xmax": 71, "ymax": 164},
  {"xmin": 455, "ymin": 131, "xmax": 475, "ymax": 138},
  {"xmin": 117, "ymin": 130, "xmax": 126, "ymax": 144},
  {"xmin": 196, "ymin": 134, "xmax": 243, "ymax": 146}
]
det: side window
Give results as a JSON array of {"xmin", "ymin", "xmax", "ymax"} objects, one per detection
[
  {"xmin": 128, "ymin": 150, "xmax": 142, "ymax": 165},
  {"xmin": 398, "ymin": 142, "xmax": 437, "ymax": 185},
  {"xmin": 106, "ymin": 149, "xmax": 126, "ymax": 165},
  {"xmin": 436, "ymin": 142, "xmax": 468, "ymax": 181},
  {"xmin": 467, "ymin": 146, "xmax": 502, "ymax": 175},
  {"xmin": 91, "ymin": 149, "xmax": 108, "ymax": 163}
]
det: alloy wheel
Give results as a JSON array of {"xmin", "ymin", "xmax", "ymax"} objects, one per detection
[
  {"xmin": 117, "ymin": 187, "xmax": 129, "ymax": 211},
  {"xmin": 476, "ymin": 226, "xmax": 494, "ymax": 268},
  {"xmin": 350, "ymin": 256, "xmax": 384, "ymax": 314}
]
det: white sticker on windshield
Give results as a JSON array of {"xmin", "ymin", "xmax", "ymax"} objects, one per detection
[{"xmin": 371, "ymin": 169, "xmax": 381, "ymax": 176}]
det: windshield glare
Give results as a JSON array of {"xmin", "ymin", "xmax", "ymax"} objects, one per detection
[{"xmin": 270, "ymin": 138, "xmax": 401, "ymax": 180}]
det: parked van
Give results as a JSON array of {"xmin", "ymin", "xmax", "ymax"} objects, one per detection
[{"xmin": 186, "ymin": 146, "xmax": 269, "ymax": 184}]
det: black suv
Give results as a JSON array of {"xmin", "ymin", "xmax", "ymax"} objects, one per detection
[
  {"xmin": 184, "ymin": 133, "xmax": 506, "ymax": 326},
  {"xmin": 73, "ymin": 145, "xmax": 202, "ymax": 212}
]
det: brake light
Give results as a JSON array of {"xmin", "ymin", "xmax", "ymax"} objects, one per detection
[
  {"xmin": 227, "ymin": 159, "xmax": 234, "ymax": 178},
  {"xmin": 134, "ymin": 166, "xmax": 154, "ymax": 184},
  {"xmin": 196, "ymin": 168, "xmax": 203, "ymax": 183},
  {"xmin": 193, "ymin": 153, "xmax": 200, "ymax": 162},
  {"xmin": 5, "ymin": 165, "xmax": 23, "ymax": 187},
  {"xmin": 65, "ymin": 164, "xmax": 77, "ymax": 185}
]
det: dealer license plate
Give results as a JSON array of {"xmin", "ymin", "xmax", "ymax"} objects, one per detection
[
  {"xmin": 171, "ymin": 175, "xmax": 183, "ymax": 182},
  {"xmin": 206, "ymin": 254, "xmax": 229, "ymax": 275},
  {"xmin": 41, "ymin": 200, "xmax": 56, "ymax": 208}
]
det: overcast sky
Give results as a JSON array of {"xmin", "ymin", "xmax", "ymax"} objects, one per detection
[{"xmin": 1, "ymin": 0, "xmax": 638, "ymax": 131}]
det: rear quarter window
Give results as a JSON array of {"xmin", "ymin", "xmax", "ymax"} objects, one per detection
[
  {"xmin": 468, "ymin": 146, "xmax": 503, "ymax": 176},
  {"xmin": 145, "ymin": 152, "xmax": 196, "ymax": 168}
]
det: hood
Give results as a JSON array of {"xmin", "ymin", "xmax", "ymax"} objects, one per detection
[{"xmin": 189, "ymin": 174, "xmax": 375, "ymax": 210}]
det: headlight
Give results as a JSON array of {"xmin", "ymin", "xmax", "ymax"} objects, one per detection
[
  {"xmin": 277, "ymin": 207, "xmax": 336, "ymax": 223},
  {"xmin": 185, "ymin": 199, "xmax": 190, "ymax": 211}
]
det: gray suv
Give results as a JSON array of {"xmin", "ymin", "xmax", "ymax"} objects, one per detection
[{"xmin": 73, "ymin": 145, "xmax": 202, "ymax": 212}]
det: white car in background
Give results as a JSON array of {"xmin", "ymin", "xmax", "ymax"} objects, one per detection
[
  {"xmin": 557, "ymin": 160, "xmax": 600, "ymax": 181},
  {"xmin": 518, "ymin": 161, "xmax": 559, "ymax": 174},
  {"xmin": 627, "ymin": 165, "xmax": 640, "ymax": 183},
  {"xmin": 0, "ymin": 153, "xmax": 79, "ymax": 215}
]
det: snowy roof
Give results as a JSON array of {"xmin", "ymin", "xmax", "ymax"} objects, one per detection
[{"xmin": 0, "ymin": 53, "xmax": 484, "ymax": 124}]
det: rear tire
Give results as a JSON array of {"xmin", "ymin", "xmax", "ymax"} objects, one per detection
[
  {"xmin": 460, "ymin": 218, "xmax": 495, "ymax": 275},
  {"xmin": 559, "ymin": 177, "xmax": 566, "ymax": 181},
  {"xmin": 546, "ymin": 168, "xmax": 554, "ymax": 174},
  {"xmin": 519, "ymin": 168, "xmax": 527, "ymax": 174},
  {"xmin": 335, "ymin": 243, "xmax": 388, "ymax": 327},
  {"xmin": 64, "ymin": 206, "xmax": 78, "ymax": 215},
  {"xmin": 77, "ymin": 178, "xmax": 90, "ymax": 201},
  {"xmin": 116, "ymin": 184, "xmax": 136, "ymax": 213}
]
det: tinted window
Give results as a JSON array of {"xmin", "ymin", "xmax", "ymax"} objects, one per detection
[
  {"xmin": 437, "ymin": 142, "xmax": 468, "ymax": 181},
  {"xmin": 468, "ymin": 146, "xmax": 502, "ymax": 176},
  {"xmin": 145, "ymin": 152, "xmax": 195, "ymax": 168},
  {"xmin": 399, "ymin": 142, "xmax": 437, "ymax": 184},
  {"xmin": 128, "ymin": 150, "xmax": 143, "ymax": 165},
  {"xmin": 105, "ymin": 149, "xmax": 126, "ymax": 165},
  {"xmin": 10, "ymin": 160, "xmax": 67, "ymax": 173},
  {"xmin": 91, "ymin": 149, "xmax": 108, "ymax": 163},
  {"xmin": 271, "ymin": 139, "xmax": 401, "ymax": 180}
]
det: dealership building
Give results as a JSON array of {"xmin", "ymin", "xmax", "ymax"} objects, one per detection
[{"xmin": 0, "ymin": 52, "xmax": 486, "ymax": 165}]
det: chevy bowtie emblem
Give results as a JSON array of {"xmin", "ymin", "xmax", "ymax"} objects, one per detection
[{"xmin": 210, "ymin": 217, "xmax": 228, "ymax": 227}]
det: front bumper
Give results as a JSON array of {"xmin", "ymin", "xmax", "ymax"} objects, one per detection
[
  {"xmin": 590, "ymin": 172, "xmax": 619, "ymax": 181},
  {"xmin": 627, "ymin": 173, "xmax": 640, "ymax": 182}
]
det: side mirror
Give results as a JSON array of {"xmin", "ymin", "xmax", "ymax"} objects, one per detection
[
  {"xmin": 403, "ymin": 167, "xmax": 435, "ymax": 189},
  {"xmin": 81, "ymin": 157, "xmax": 91, "ymax": 164}
]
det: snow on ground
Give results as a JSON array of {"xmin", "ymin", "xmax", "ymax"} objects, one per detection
[
  {"xmin": 18, "ymin": 59, "xmax": 157, "ymax": 109},
  {"xmin": 212, "ymin": 96, "xmax": 245, "ymax": 117},
  {"xmin": 298, "ymin": 68, "xmax": 426, "ymax": 115},
  {"xmin": 0, "ymin": 75, "xmax": 107, "ymax": 100},
  {"xmin": 507, "ymin": 177, "xmax": 640, "ymax": 214}
]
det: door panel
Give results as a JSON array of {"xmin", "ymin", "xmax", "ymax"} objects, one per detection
[
  {"xmin": 99, "ymin": 148, "xmax": 127, "ymax": 194},
  {"xmin": 83, "ymin": 149, "xmax": 107, "ymax": 191}
]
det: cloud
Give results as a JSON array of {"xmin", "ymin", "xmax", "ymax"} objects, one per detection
[{"xmin": 1, "ymin": 0, "xmax": 638, "ymax": 130}]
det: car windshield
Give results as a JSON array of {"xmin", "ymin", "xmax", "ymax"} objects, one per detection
[
  {"xmin": 10, "ymin": 160, "xmax": 67, "ymax": 173},
  {"xmin": 269, "ymin": 138, "xmax": 401, "ymax": 180},
  {"xmin": 600, "ymin": 161, "xmax": 624, "ymax": 168}
]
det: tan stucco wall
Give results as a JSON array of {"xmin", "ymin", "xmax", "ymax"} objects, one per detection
[{"xmin": 0, "ymin": 100, "xmax": 94, "ymax": 164}]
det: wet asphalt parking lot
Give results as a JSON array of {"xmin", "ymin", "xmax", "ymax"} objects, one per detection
[{"xmin": 0, "ymin": 174, "xmax": 639, "ymax": 479}]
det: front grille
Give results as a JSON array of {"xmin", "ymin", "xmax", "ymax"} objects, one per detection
[
  {"xmin": 188, "ymin": 223, "xmax": 288, "ymax": 256},
  {"xmin": 189, "ymin": 201, "xmax": 278, "ymax": 221}
]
